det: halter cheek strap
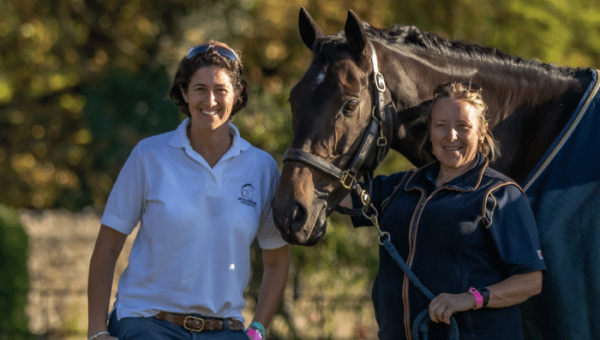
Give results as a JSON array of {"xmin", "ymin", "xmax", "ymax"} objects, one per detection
[
  {"xmin": 370, "ymin": 40, "xmax": 388, "ymax": 166},
  {"xmin": 372, "ymin": 41, "xmax": 386, "ymax": 122}
]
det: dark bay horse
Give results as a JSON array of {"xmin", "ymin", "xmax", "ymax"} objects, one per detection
[
  {"xmin": 272, "ymin": 8, "xmax": 592, "ymax": 245},
  {"xmin": 272, "ymin": 7, "xmax": 600, "ymax": 340}
]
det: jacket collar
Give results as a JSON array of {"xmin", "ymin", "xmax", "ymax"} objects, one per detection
[{"xmin": 406, "ymin": 153, "xmax": 489, "ymax": 192}]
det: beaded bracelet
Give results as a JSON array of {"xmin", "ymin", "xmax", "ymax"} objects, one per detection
[
  {"xmin": 88, "ymin": 331, "xmax": 110, "ymax": 340},
  {"xmin": 250, "ymin": 321, "xmax": 266, "ymax": 333},
  {"xmin": 247, "ymin": 321, "xmax": 266, "ymax": 340}
]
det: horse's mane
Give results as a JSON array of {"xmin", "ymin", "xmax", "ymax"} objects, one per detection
[{"xmin": 313, "ymin": 22, "xmax": 590, "ymax": 78}]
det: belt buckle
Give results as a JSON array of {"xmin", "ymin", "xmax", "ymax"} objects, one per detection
[{"xmin": 183, "ymin": 316, "xmax": 205, "ymax": 332}]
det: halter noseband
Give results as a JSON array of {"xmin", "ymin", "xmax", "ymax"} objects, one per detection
[{"xmin": 283, "ymin": 41, "xmax": 388, "ymax": 204}]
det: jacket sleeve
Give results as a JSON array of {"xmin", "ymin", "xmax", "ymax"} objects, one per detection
[{"xmin": 485, "ymin": 183, "xmax": 547, "ymax": 276}]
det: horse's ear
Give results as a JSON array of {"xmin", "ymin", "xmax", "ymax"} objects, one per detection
[
  {"xmin": 345, "ymin": 10, "xmax": 368, "ymax": 59},
  {"xmin": 299, "ymin": 7, "xmax": 325, "ymax": 51}
]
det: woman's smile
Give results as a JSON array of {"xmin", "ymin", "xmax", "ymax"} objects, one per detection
[
  {"xmin": 201, "ymin": 109, "xmax": 218, "ymax": 116},
  {"xmin": 444, "ymin": 146, "xmax": 462, "ymax": 151},
  {"xmin": 430, "ymin": 98, "xmax": 484, "ymax": 180},
  {"xmin": 181, "ymin": 65, "xmax": 239, "ymax": 133}
]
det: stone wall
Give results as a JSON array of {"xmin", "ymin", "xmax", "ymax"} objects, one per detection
[{"xmin": 20, "ymin": 208, "xmax": 134, "ymax": 339}]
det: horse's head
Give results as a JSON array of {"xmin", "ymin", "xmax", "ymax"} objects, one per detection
[{"xmin": 272, "ymin": 8, "xmax": 394, "ymax": 245}]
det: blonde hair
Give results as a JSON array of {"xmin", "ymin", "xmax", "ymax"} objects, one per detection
[{"xmin": 419, "ymin": 82, "xmax": 501, "ymax": 161}]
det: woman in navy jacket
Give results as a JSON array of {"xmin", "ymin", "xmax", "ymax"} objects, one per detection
[{"xmin": 342, "ymin": 82, "xmax": 546, "ymax": 340}]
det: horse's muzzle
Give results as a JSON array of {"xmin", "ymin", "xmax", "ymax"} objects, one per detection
[{"xmin": 272, "ymin": 198, "xmax": 327, "ymax": 246}]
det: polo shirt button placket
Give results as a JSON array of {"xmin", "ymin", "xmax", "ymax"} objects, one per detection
[{"xmin": 206, "ymin": 171, "xmax": 221, "ymax": 197}]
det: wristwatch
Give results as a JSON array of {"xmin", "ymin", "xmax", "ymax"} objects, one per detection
[{"xmin": 477, "ymin": 287, "xmax": 490, "ymax": 307}]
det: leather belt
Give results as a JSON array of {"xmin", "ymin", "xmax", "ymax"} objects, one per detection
[{"xmin": 154, "ymin": 312, "xmax": 245, "ymax": 332}]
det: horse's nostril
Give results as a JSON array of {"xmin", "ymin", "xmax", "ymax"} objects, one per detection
[{"xmin": 291, "ymin": 201, "xmax": 307, "ymax": 232}]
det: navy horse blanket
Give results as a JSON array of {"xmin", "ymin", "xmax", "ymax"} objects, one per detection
[{"xmin": 520, "ymin": 69, "xmax": 600, "ymax": 340}]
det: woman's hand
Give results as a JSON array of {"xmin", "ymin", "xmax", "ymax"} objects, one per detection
[
  {"xmin": 428, "ymin": 271, "xmax": 543, "ymax": 325},
  {"xmin": 428, "ymin": 292, "xmax": 476, "ymax": 325}
]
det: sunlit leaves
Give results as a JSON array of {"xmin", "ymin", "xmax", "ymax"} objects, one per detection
[
  {"xmin": 0, "ymin": 77, "xmax": 13, "ymax": 104},
  {"xmin": 59, "ymin": 94, "xmax": 86, "ymax": 117},
  {"xmin": 0, "ymin": 0, "xmax": 598, "ymax": 209}
]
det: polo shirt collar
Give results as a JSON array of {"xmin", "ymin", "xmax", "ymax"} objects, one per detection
[
  {"xmin": 406, "ymin": 153, "xmax": 488, "ymax": 192},
  {"xmin": 168, "ymin": 118, "xmax": 251, "ymax": 157}
]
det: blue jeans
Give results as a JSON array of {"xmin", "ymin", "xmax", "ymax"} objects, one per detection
[{"xmin": 108, "ymin": 311, "xmax": 249, "ymax": 340}]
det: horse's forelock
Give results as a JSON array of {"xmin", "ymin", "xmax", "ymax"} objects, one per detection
[{"xmin": 312, "ymin": 33, "xmax": 351, "ymax": 65}]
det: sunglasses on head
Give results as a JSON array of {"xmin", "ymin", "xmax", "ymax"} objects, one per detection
[
  {"xmin": 434, "ymin": 82, "xmax": 483, "ymax": 95},
  {"xmin": 185, "ymin": 44, "xmax": 238, "ymax": 62}
]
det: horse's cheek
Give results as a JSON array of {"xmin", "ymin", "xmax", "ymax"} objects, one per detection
[{"xmin": 279, "ymin": 164, "xmax": 315, "ymax": 201}]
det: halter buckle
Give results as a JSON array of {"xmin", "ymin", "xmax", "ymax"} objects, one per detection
[
  {"xmin": 360, "ymin": 190, "xmax": 371, "ymax": 206},
  {"xmin": 341, "ymin": 172, "xmax": 357, "ymax": 189},
  {"xmin": 374, "ymin": 72, "xmax": 386, "ymax": 92},
  {"xmin": 377, "ymin": 136, "xmax": 387, "ymax": 148}
]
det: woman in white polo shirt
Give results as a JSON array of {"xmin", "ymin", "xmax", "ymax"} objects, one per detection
[{"xmin": 87, "ymin": 41, "xmax": 289, "ymax": 340}]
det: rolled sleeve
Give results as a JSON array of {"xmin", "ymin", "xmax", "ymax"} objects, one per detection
[
  {"xmin": 256, "ymin": 163, "xmax": 287, "ymax": 250},
  {"xmin": 100, "ymin": 146, "xmax": 146, "ymax": 235}
]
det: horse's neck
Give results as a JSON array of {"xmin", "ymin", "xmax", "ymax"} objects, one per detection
[
  {"xmin": 477, "ymin": 70, "xmax": 592, "ymax": 182},
  {"xmin": 382, "ymin": 47, "xmax": 593, "ymax": 183}
]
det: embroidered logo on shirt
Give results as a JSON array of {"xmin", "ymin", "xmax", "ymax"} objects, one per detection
[
  {"xmin": 537, "ymin": 250, "xmax": 544, "ymax": 260},
  {"xmin": 238, "ymin": 184, "xmax": 257, "ymax": 208}
]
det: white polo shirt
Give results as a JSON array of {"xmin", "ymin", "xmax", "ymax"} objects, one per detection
[{"xmin": 101, "ymin": 118, "xmax": 286, "ymax": 322}]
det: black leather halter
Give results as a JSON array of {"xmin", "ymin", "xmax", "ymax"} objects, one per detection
[{"xmin": 283, "ymin": 41, "xmax": 388, "ymax": 211}]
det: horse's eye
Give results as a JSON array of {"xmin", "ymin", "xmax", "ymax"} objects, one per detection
[{"xmin": 342, "ymin": 100, "xmax": 359, "ymax": 115}]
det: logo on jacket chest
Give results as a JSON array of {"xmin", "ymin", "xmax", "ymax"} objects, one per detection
[{"xmin": 238, "ymin": 183, "xmax": 257, "ymax": 208}]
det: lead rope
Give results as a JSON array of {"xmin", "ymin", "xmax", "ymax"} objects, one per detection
[{"xmin": 361, "ymin": 202, "xmax": 460, "ymax": 340}]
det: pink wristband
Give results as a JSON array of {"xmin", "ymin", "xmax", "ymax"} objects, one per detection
[
  {"xmin": 469, "ymin": 287, "xmax": 484, "ymax": 309},
  {"xmin": 247, "ymin": 328, "xmax": 263, "ymax": 340}
]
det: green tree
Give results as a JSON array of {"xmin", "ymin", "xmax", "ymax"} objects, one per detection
[
  {"xmin": 2, "ymin": 0, "xmax": 599, "ymax": 209},
  {"xmin": 0, "ymin": 204, "xmax": 30, "ymax": 339}
]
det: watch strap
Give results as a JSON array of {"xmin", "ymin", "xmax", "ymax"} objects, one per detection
[{"xmin": 477, "ymin": 287, "xmax": 490, "ymax": 307}]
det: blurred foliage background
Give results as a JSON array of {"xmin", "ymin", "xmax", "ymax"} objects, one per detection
[
  {"xmin": 1, "ymin": 0, "xmax": 600, "ymax": 338},
  {"xmin": 2, "ymin": 0, "xmax": 600, "ymax": 211},
  {"xmin": 0, "ymin": 204, "xmax": 29, "ymax": 339}
]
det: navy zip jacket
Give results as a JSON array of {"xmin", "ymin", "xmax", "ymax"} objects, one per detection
[{"xmin": 352, "ymin": 154, "xmax": 546, "ymax": 340}]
